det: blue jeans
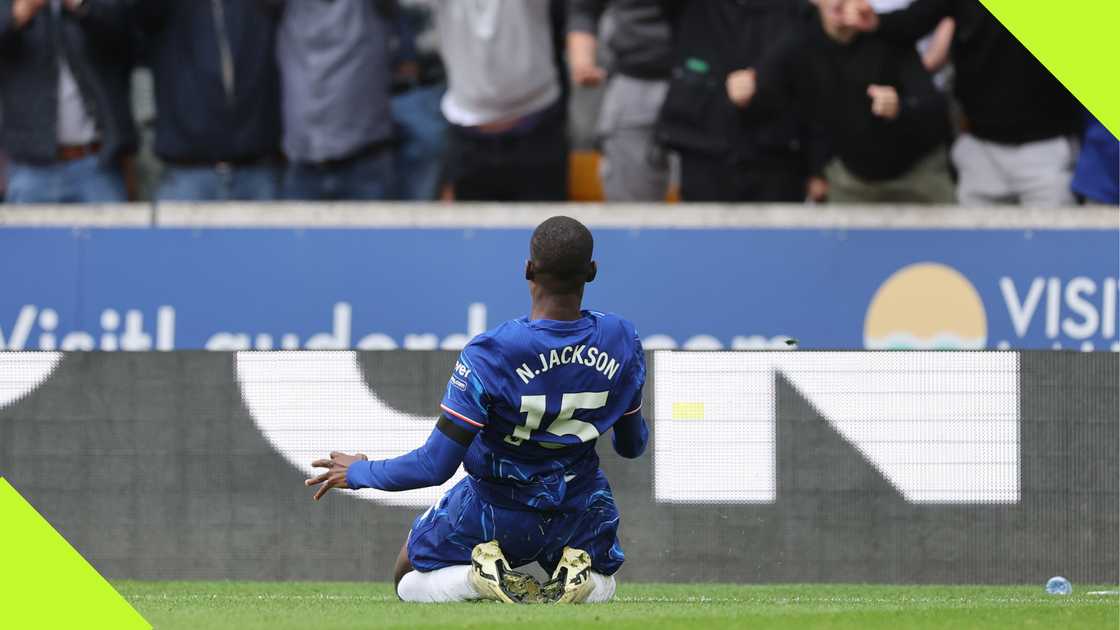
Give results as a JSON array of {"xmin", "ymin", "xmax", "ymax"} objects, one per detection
[
  {"xmin": 5, "ymin": 157, "xmax": 127, "ymax": 203},
  {"xmin": 390, "ymin": 84, "xmax": 448, "ymax": 200},
  {"xmin": 157, "ymin": 163, "xmax": 280, "ymax": 202},
  {"xmin": 282, "ymin": 148, "xmax": 394, "ymax": 201}
]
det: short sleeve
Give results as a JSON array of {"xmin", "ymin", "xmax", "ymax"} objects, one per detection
[{"xmin": 440, "ymin": 345, "xmax": 490, "ymax": 431}]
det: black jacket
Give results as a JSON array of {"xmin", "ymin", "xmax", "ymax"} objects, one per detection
[
  {"xmin": 762, "ymin": 13, "xmax": 950, "ymax": 181},
  {"xmin": 568, "ymin": 0, "xmax": 673, "ymax": 80},
  {"xmin": 878, "ymin": 0, "xmax": 1079, "ymax": 144},
  {"xmin": 656, "ymin": 0, "xmax": 823, "ymax": 173},
  {"xmin": 132, "ymin": 0, "xmax": 281, "ymax": 163},
  {"xmin": 0, "ymin": 0, "xmax": 137, "ymax": 165}
]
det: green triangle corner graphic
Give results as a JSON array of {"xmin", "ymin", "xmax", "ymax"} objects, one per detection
[
  {"xmin": 979, "ymin": 0, "xmax": 1120, "ymax": 138},
  {"xmin": 0, "ymin": 478, "xmax": 150, "ymax": 629}
]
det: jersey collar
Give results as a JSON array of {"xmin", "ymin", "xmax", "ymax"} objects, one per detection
[{"xmin": 523, "ymin": 310, "xmax": 596, "ymax": 332}]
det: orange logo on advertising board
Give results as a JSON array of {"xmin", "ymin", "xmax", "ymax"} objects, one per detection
[{"xmin": 865, "ymin": 263, "xmax": 987, "ymax": 350}]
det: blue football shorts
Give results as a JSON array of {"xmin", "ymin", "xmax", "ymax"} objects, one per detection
[{"xmin": 407, "ymin": 470, "xmax": 625, "ymax": 576}]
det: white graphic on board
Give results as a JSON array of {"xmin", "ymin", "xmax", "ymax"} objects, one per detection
[
  {"xmin": 0, "ymin": 305, "xmax": 175, "ymax": 351},
  {"xmin": 235, "ymin": 351, "xmax": 465, "ymax": 507},
  {"xmin": 654, "ymin": 352, "xmax": 1020, "ymax": 504},
  {"xmin": 0, "ymin": 352, "xmax": 63, "ymax": 410}
]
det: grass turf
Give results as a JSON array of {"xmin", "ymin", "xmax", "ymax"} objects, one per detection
[{"xmin": 116, "ymin": 582, "xmax": 1119, "ymax": 629}]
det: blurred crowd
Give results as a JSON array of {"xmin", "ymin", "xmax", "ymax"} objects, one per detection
[{"xmin": 0, "ymin": 0, "xmax": 1116, "ymax": 206}]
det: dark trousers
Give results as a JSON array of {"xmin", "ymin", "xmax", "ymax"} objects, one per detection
[
  {"xmin": 680, "ymin": 152, "xmax": 806, "ymax": 202},
  {"xmin": 446, "ymin": 108, "xmax": 568, "ymax": 202}
]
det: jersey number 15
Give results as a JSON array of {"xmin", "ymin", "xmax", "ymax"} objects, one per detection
[{"xmin": 504, "ymin": 392, "xmax": 608, "ymax": 448}]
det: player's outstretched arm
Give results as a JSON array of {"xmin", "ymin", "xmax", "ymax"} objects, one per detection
[{"xmin": 305, "ymin": 415, "xmax": 473, "ymax": 500}]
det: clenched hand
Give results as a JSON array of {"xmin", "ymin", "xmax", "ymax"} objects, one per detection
[
  {"xmin": 726, "ymin": 69, "xmax": 757, "ymax": 108},
  {"xmin": 568, "ymin": 31, "xmax": 606, "ymax": 87},
  {"xmin": 842, "ymin": 0, "xmax": 879, "ymax": 32},
  {"xmin": 867, "ymin": 84, "xmax": 899, "ymax": 120}
]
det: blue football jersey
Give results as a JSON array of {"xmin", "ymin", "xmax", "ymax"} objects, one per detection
[{"xmin": 440, "ymin": 310, "xmax": 645, "ymax": 510}]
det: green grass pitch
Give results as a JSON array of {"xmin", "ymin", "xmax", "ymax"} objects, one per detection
[{"xmin": 117, "ymin": 582, "xmax": 1119, "ymax": 629}]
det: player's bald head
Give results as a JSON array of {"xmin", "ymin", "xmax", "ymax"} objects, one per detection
[{"xmin": 528, "ymin": 216, "xmax": 595, "ymax": 294}]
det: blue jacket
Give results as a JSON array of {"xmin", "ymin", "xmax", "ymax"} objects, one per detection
[
  {"xmin": 1072, "ymin": 115, "xmax": 1119, "ymax": 205},
  {"xmin": 132, "ymin": 0, "xmax": 281, "ymax": 163},
  {"xmin": 0, "ymin": 0, "xmax": 137, "ymax": 165}
]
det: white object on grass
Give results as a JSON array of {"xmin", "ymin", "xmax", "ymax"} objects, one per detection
[{"xmin": 1045, "ymin": 576, "xmax": 1072, "ymax": 596}]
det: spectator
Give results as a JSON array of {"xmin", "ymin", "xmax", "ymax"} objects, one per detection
[
  {"xmin": 760, "ymin": 0, "xmax": 954, "ymax": 204},
  {"xmin": 132, "ymin": 0, "xmax": 282, "ymax": 202},
  {"xmin": 389, "ymin": 1, "xmax": 448, "ymax": 201},
  {"xmin": 568, "ymin": 0, "xmax": 673, "ymax": 202},
  {"xmin": 273, "ymin": 0, "xmax": 396, "ymax": 201},
  {"xmin": 845, "ymin": 0, "xmax": 1082, "ymax": 206},
  {"xmin": 656, "ymin": 0, "xmax": 826, "ymax": 203},
  {"xmin": 428, "ymin": 0, "xmax": 569, "ymax": 202},
  {"xmin": 0, "ymin": 0, "xmax": 136, "ymax": 203},
  {"xmin": 1071, "ymin": 114, "xmax": 1119, "ymax": 206}
]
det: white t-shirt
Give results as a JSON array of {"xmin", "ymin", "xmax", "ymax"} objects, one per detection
[{"xmin": 432, "ymin": 0, "xmax": 561, "ymax": 126}]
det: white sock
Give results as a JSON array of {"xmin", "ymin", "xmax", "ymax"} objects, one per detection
[
  {"xmin": 396, "ymin": 565, "xmax": 617, "ymax": 604},
  {"xmin": 396, "ymin": 565, "xmax": 480, "ymax": 603},
  {"xmin": 584, "ymin": 572, "xmax": 617, "ymax": 604}
]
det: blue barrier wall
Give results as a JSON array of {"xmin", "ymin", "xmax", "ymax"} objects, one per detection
[{"xmin": 0, "ymin": 226, "xmax": 1116, "ymax": 351}]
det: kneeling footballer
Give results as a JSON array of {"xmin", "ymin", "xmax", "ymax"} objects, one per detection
[{"xmin": 306, "ymin": 216, "xmax": 648, "ymax": 604}]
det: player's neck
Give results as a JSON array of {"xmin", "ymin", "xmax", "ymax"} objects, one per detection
[{"xmin": 530, "ymin": 292, "xmax": 584, "ymax": 322}]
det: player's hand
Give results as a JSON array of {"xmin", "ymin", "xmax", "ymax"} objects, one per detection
[
  {"xmin": 726, "ymin": 69, "xmax": 757, "ymax": 108},
  {"xmin": 568, "ymin": 31, "xmax": 606, "ymax": 87},
  {"xmin": 842, "ymin": 0, "xmax": 879, "ymax": 32},
  {"xmin": 11, "ymin": 0, "xmax": 47, "ymax": 28},
  {"xmin": 305, "ymin": 451, "xmax": 368, "ymax": 501},
  {"xmin": 867, "ymin": 84, "xmax": 899, "ymax": 120}
]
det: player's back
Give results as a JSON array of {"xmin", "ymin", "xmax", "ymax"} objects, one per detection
[{"xmin": 440, "ymin": 310, "xmax": 645, "ymax": 511}]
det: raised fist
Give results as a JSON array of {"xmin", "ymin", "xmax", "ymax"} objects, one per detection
[
  {"xmin": 842, "ymin": 0, "xmax": 879, "ymax": 32},
  {"xmin": 867, "ymin": 84, "xmax": 900, "ymax": 120},
  {"xmin": 726, "ymin": 69, "xmax": 757, "ymax": 109}
]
